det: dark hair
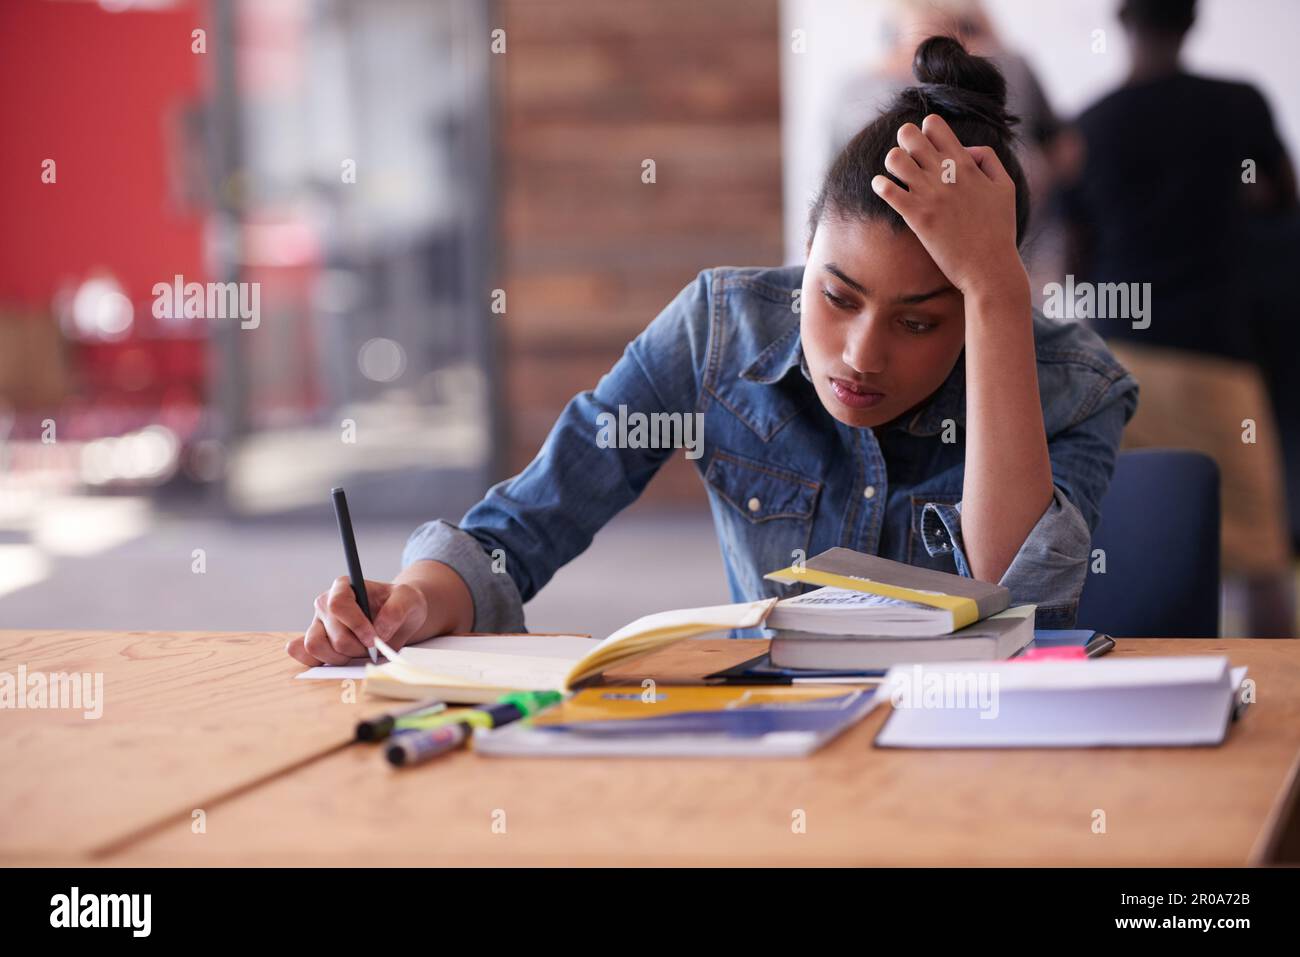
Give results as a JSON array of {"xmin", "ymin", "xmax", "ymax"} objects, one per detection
[
  {"xmin": 1119, "ymin": 0, "xmax": 1196, "ymax": 37},
  {"xmin": 809, "ymin": 35, "xmax": 1030, "ymax": 248}
]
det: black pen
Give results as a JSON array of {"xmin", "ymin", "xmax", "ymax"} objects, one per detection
[
  {"xmin": 1084, "ymin": 633, "xmax": 1115, "ymax": 658},
  {"xmin": 331, "ymin": 486, "xmax": 378, "ymax": 664}
]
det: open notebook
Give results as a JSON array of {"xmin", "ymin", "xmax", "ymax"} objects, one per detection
[{"xmin": 298, "ymin": 599, "xmax": 777, "ymax": 703}]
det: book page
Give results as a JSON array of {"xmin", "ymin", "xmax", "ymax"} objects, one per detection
[
  {"xmin": 294, "ymin": 633, "xmax": 596, "ymax": 681},
  {"xmin": 370, "ymin": 648, "xmax": 574, "ymax": 691},
  {"xmin": 780, "ymin": 587, "xmax": 934, "ymax": 610},
  {"xmin": 564, "ymin": 598, "xmax": 778, "ymax": 689}
]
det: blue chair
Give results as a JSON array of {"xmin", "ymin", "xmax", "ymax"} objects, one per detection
[{"xmin": 1076, "ymin": 449, "xmax": 1220, "ymax": 637}]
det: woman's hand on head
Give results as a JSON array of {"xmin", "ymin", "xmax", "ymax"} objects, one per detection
[{"xmin": 871, "ymin": 113, "xmax": 1025, "ymax": 300}]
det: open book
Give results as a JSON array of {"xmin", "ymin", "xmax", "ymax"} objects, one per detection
[{"xmin": 362, "ymin": 598, "xmax": 777, "ymax": 703}]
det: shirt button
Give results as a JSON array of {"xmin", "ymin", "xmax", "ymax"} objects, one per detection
[
  {"xmin": 747, "ymin": 497, "xmax": 761, "ymax": 512},
  {"xmin": 863, "ymin": 485, "xmax": 876, "ymax": 499}
]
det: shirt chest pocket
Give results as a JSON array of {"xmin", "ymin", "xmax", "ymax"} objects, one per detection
[
  {"xmin": 906, "ymin": 490, "xmax": 962, "ymax": 572},
  {"xmin": 704, "ymin": 450, "xmax": 821, "ymax": 598},
  {"xmin": 705, "ymin": 450, "xmax": 821, "ymax": 523}
]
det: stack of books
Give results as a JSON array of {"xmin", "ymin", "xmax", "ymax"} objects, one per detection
[{"xmin": 763, "ymin": 548, "xmax": 1035, "ymax": 670}]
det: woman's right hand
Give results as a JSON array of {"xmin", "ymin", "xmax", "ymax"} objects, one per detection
[
  {"xmin": 286, "ymin": 560, "xmax": 475, "ymax": 667},
  {"xmin": 287, "ymin": 577, "xmax": 428, "ymax": 666}
]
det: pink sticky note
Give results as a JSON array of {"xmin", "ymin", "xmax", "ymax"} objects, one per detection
[{"xmin": 1017, "ymin": 646, "xmax": 1087, "ymax": 661}]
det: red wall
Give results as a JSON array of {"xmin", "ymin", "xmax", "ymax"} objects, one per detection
[
  {"xmin": 0, "ymin": 0, "xmax": 213, "ymax": 430},
  {"xmin": 0, "ymin": 0, "xmax": 208, "ymax": 309}
]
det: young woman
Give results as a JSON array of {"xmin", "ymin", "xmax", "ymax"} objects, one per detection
[{"xmin": 288, "ymin": 36, "xmax": 1138, "ymax": 667}]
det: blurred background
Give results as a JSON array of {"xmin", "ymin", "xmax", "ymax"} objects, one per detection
[{"xmin": 0, "ymin": 0, "xmax": 1296, "ymax": 639}]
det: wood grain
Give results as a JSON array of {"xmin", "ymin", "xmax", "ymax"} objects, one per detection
[{"xmin": 0, "ymin": 629, "xmax": 367, "ymax": 857}]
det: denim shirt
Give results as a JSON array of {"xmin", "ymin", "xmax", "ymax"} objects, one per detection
[{"xmin": 404, "ymin": 265, "xmax": 1139, "ymax": 632}]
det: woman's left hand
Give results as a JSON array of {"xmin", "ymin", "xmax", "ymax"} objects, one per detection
[{"xmin": 871, "ymin": 113, "xmax": 1025, "ymax": 298}]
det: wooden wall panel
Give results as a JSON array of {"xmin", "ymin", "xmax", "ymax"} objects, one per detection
[{"xmin": 495, "ymin": 0, "xmax": 784, "ymax": 506}]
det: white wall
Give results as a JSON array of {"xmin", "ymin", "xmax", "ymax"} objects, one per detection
[{"xmin": 781, "ymin": 0, "xmax": 1300, "ymax": 261}]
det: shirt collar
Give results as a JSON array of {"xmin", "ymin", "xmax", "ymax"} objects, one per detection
[
  {"xmin": 738, "ymin": 322, "xmax": 804, "ymax": 385},
  {"xmin": 739, "ymin": 327, "xmax": 966, "ymax": 437}
]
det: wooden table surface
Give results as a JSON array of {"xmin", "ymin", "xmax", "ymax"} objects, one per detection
[
  {"xmin": 2, "ymin": 630, "xmax": 1298, "ymax": 866},
  {"xmin": 0, "ymin": 630, "xmax": 361, "ymax": 859}
]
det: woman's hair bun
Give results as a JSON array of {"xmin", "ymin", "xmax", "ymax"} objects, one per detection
[
  {"xmin": 912, "ymin": 35, "xmax": 1006, "ymax": 105},
  {"xmin": 906, "ymin": 35, "xmax": 1015, "ymax": 133}
]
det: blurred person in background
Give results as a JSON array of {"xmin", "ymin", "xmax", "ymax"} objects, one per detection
[
  {"xmin": 1062, "ymin": 0, "xmax": 1299, "ymax": 636},
  {"xmin": 831, "ymin": 0, "xmax": 1067, "ymax": 299}
]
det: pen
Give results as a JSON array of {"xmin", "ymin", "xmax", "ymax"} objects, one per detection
[
  {"xmin": 330, "ymin": 486, "xmax": 378, "ymax": 664},
  {"xmin": 354, "ymin": 698, "xmax": 446, "ymax": 742},
  {"xmin": 385, "ymin": 690, "xmax": 563, "ymax": 767}
]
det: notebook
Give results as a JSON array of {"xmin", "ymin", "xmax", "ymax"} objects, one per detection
[
  {"xmin": 769, "ymin": 605, "xmax": 1036, "ymax": 670},
  {"xmin": 294, "ymin": 633, "xmax": 598, "ymax": 683},
  {"xmin": 874, "ymin": 656, "xmax": 1251, "ymax": 748},
  {"xmin": 764, "ymin": 547, "xmax": 1010, "ymax": 634},
  {"xmin": 359, "ymin": 598, "xmax": 778, "ymax": 703},
  {"xmin": 474, "ymin": 685, "xmax": 877, "ymax": 757}
]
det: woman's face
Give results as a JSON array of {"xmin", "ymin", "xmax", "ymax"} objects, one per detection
[{"xmin": 801, "ymin": 216, "xmax": 967, "ymax": 429}]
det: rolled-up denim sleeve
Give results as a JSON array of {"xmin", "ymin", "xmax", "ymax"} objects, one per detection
[
  {"xmin": 918, "ymin": 370, "xmax": 1139, "ymax": 628},
  {"xmin": 919, "ymin": 490, "xmax": 1091, "ymax": 627},
  {"xmin": 401, "ymin": 270, "xmax": 713, "ymax": 632},
  {"xmin": 402, "ymin": 519, "xmax": 527, "ymax": 632}
]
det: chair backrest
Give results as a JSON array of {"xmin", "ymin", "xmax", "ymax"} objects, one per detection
[{"xmin": 1076, "ymin": 449, "xmax": 1220, "ymax": 637}]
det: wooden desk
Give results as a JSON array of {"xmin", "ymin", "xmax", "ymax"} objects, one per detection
[
  {"xmin": 0, "ymin": 630, "xmax": 363, "ymax": 858},
  {"xmin": 3, "ymin": 632, "xmax": 1298, "ymax": 866}
]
